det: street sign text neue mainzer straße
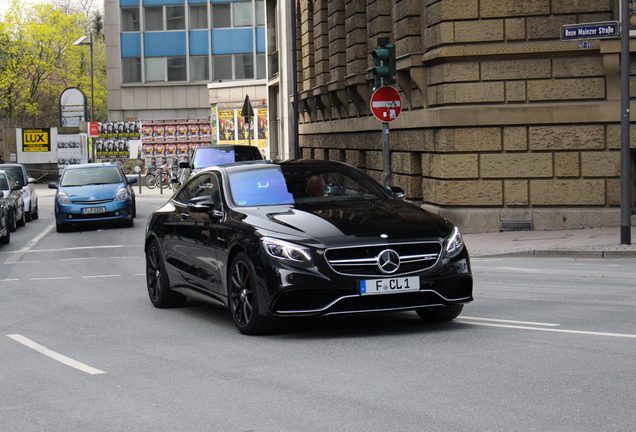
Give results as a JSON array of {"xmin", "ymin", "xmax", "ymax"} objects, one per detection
[{"xmin": 561, "ymin": 21, "xmax": 619, "ymax": 41}]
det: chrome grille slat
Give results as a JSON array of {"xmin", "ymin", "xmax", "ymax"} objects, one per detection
[{"xmin": 324, "ymin": 241, "xmax": 442, "ymax": 277}]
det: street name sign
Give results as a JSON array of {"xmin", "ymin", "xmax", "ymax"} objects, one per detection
[
  {"xmin": 561, "ymin": 21, "xmax": 619, "ymax": 41},
  {"xmin": 370, "ymin": 86, "xmax": 402, "ymax": 123}
]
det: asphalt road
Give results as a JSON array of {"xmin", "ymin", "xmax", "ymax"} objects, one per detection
[{"xmin": 1, "ymin": 198, "xmax": 635, "ymax": 432}]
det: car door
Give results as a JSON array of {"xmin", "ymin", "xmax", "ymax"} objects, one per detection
[{"xmin": 170, "ymin": 173, "xmax": 224, "ymax": 296}]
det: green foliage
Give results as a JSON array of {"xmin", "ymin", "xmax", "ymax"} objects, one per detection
[{"xmin": 0, "ymin": 0, "xmax": 108, "ymax": 127}]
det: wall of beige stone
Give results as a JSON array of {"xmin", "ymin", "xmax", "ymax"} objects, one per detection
[{"xmin": 296, "ymin": 0, "xmax": 635, "ymax": 232}]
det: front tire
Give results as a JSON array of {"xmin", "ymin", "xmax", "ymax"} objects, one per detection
[
  {"xmin": 416, "ymin": 304, "xmax": 464, "ymax": 322},
  {"xmin": 146, "ymin": 239, "xmax": 186, "ymax": 308},
  {"xmin": 0, "ymin": 217, "xmax": 10, "ymax": 244},
  {"xmin": 228, "ymin": 252, "xmax": 272, "ymax": 335},
  {"xmin": 17, "ymin": 207, "xmax": 26, "ymax": 227},
  {"xmin": 56, "ymin": 223, "xmax": 66, "ymax": 233}
]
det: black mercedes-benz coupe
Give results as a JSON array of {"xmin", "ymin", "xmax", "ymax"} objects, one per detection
[{"xmin": 144, "ymin": 160, "xmax": 473, "ymax": 334}]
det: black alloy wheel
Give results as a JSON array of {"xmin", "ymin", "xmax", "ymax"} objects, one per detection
[
  {"xmin": 416, "ymin": 304, "xmax": 464, "ymax": 322},
  {"xmin": 146, "ymin": 239, "xmax": 186, "ymax": 308},
  {"xmin": 228, "ymin": 252, "xmax": 271, "ymax": 335}
]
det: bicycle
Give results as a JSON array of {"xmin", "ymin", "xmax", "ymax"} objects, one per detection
[{"xmin": 144, "ymin": 164, "xmax": 172, "ymax": 189}]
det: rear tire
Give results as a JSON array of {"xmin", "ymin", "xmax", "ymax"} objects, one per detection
[
  {"xmin": 144, "ymin": 174, "xmax": 157, "ymax": 189},
  {"xmin": 416, "ymin": 304, "xmax": 464, "ymax": 322},
  {"xmin": 146, "ymin": 239, "xmax": 186, "ymax": 308},
  {"xmin": 17, "ymin": 208, "xmax": 26, "ymax": 227}
]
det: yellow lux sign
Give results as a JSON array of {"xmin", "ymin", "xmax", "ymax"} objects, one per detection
[{"xmin": 22, "ymin": 128, "xmax": 51, "ymax": 152}]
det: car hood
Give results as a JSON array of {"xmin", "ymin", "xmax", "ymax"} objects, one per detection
[
  {"xmin": 61, "ymin": 184, "xmax": 123, "ymax": 201},
  {"xmin": 234, "ymin": 199, "xmax": 453, "ymax": 245}
]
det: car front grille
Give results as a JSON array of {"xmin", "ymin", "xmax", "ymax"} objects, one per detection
[
  {"xmin": 324, "ymin": 241, "xmax": 442, "ymax": 276},
  {"xmin": 72, "ymin": 199, "xmax": 113, "ymax": 204}
]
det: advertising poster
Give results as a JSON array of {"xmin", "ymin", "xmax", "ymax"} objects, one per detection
[
  {"xmin": 22, "ymin": 128, "xmax": 51, "ymax": 152},
  {"xmin": 56, "ymin": 134, "xmax": 86, "ymax": 168},
  {"xmin": 210, "ymin": 104, "xmax": 218, "ymax": 145},
  {"xmin": 140, "ymin": 119, "xmax": 212, "ymax": 167},
  {"xmin": 257, "ymin": 108, "xmax": 268, "ymax": 141},
  {"xmin": 218, "ymin": 110, "xmax": 235, "ymax": 144},
  {"xmin": 237, "ymin": 116, "xmax": 254, "ymax": 145},
  {"xmin": 94, "ymin": 121, "xmax": 141, "ymax": 160}
]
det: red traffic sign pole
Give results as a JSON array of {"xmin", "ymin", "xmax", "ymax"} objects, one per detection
[
  {"xmin": 370, "ymin": 86, "xmax": 402, "ymax": 123},
  {"xmin": 370, "ymin": 86, "xmax": 402, "ymax": 188}
]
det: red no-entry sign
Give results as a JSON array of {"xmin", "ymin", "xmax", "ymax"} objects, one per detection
[{"xmin": 370, "ymin": 86, "xmax": 402, "ymax": 123}]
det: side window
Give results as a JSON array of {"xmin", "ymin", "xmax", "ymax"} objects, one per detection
[{"xmin": 175, "ymin": 174, "xmax": 220, "ymax": 203}]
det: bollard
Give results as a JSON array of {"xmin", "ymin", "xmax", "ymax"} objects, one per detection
[{"xmin": 134, "ymin": 165, "xmax": 142, "ymax": 195}]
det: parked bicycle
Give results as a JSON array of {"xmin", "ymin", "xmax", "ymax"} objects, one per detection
[{"xmin": 144, "ymin": 164, "xmax": 172, "ymax": 189}]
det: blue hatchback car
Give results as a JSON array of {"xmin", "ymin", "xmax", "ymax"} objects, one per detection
[{"xmin": 49, "ymin": 163, "xmax": 137, "ymax": 232}]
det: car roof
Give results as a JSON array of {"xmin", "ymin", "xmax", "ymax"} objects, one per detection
[{"xmin": 64, "ymin": 162, "xmax": 119, "ymax": 170}]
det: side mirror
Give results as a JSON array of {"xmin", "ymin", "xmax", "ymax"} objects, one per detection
[
  {"xmin": 388, "ymin": 186, "xmax": 406, "ymax": 200},
  {"xmin": 48, "ymin": 182, "xmax": 58, "ymax": 189},
  {"xmin": 127, "ymin": 177, "xmax": 138, "ymax": 185},
  {"xmin": 178, "ymin": 161, "xmax": 189, "ymax": 169},
  {"xmin": 187, "ymin": 197, "xmax": 215, "ymax": 213},
  {"xmin": 28, "ymin": 177, "xmax": 36, "ymax": 184}
]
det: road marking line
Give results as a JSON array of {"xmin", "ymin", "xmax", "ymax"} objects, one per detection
[
  {"xmin": 30, "ymin": 277, "xmax": 72, "ymax": 281},
  {"xmin": 132, "ymin": 273, "xmax": 145, "ymax": 276},
  {"xmin": 20, "ymin": 223, "xmax": 55, "ymax": 253},
  {"xmin": 0, "ymin": 279, "xmax": 20, "ymax": 282},
  {"xmin": 461, "ymin": 316, "xmax": 560, "ymax": 327},
  {"xmin": 7, "ymin": 334, "xmax": 105, "ymax": 375},
  {"xmin": 59, "ymin": 257, "xmax": 98, "ymax": 261},
  {"xmin": 4, "ymin": 260, "xmax": 42, "ymax": 264},
  {"xmin": 457, "ymin": 321, "xmax": 636, "ymax": 339},
  {"xmin": 1, "ymin": 245, "xmax": 133, "ymax": 254},
  {"xmin": 81, "ymin": 274, "xmax": 121, "ymax": 279}
]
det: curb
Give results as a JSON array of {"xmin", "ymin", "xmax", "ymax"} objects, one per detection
[{"xmin": 474, "ymin": 249, "xmax": 636, "ymax": 259}]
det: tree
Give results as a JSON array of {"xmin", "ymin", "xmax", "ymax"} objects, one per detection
[{"xmin": 0, "ymin": 0, "xmax": 107, "ymax": 127}]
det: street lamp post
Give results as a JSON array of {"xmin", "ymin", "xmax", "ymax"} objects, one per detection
[{"xmin": 74, "ymin": 33, "xmax": 95, "ymax": 160}]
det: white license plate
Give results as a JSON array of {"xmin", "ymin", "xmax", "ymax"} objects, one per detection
[
  {"xmin": 82, "ymin": 207, "xmax": 106, "ymax": 214},
  {"xmin": 360, "ymin": 276, "xmax": 420, "ymax": 295}
]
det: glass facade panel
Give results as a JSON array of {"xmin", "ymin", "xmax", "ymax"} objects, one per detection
[
  {"xmin": 190, "ymin": 56, "xmax": 209, "ymax": 81},
  {"xmin": 168, "ymin": 56, "xmax": 187, "ymax": 81},
  {"xmin": 255, "ymin": 1, "xmax": 264, "ymax": 26},
  {"xmin": 145, "ymin": 57, "xmax": 166, "ymax": 82},
  {"xmin": 234, "ymin": 53, "xmax": 253, "ymax": 79},
  {"xmin": 212, "ymin": 55, "xmax": 232, "ymax": 80},
  {"xmin": 189, "ymin": 5, "xmax": 207, "ymax": 29},
  {"xmin": 256, "ymin": 53, "xmax": 265, "ymax": 79},
  {"xmin": 166, "ymin": 6, "xmax": 185, "ymax": 30},
  {"xmin": 211, "ymin": 4, "xmax": 231, "ymax": 28},
  {"xmin": 233, "ymin": 2, "xmax": 252, "ymax": 27},
  {"xmin": 121, "ymin": 8, "xmax": 140, "ymax": 32},
  {"xmin": 144, "ymin": 7, "xmax": 163, "ymax": 31},
  {"xmin": 122, "ymin": 58, "xmax": 141, "ymax": 83}
]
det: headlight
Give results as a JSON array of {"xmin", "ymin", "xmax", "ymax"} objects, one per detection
[
  {"xmin": 57, "ymin": 192, "xmax": 71, "ymax": 204},
  {"xmin": 115, "ymin": 187, "xmax": 129, "ymax": 201},
  {"xmin": 445, "ymin": 226, "xmax": 464, "ymax": 258},
  {"xmin": 261, "ymin": 237, "xmax": 313, "ymax": 266}
]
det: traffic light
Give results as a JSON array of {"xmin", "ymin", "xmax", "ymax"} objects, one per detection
[{"xmin": 372, "ymin": 37, "xmax": 396, "ymax": 89}]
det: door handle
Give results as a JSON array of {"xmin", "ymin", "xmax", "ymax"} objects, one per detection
[{"xmin": 180, "ymin": 212, "xmax": 189, "ymax": 221}]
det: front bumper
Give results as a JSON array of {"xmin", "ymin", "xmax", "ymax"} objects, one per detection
[
  {"xmin": 256, "ymin": 248, "xmax": 473, "ymax": 317},
  {"xmin": 55, "ymin": 199, "xmax": 133, "ymax": 225}
]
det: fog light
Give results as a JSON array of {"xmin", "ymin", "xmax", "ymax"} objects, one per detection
[{"xmin": 115, "ymin": 211, "xmax": 120, "ymax": 216}]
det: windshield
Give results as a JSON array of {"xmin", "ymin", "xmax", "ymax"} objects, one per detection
[
  {"xmin": 0, "ymin": 174, "xmax": 8, "ymax": 190},
  {"xmin": 227, "ymin": 165, "xmax": 386, "ymax": 207},
  {"xmin": 193, "ymin": 146, "xmax": 262, "ymax": 169},
  {"xmin": 2, "ymin": 167, "xmax": 24, "ymax": 186},
  {"xmin": 61, "ymin": 166, "xmax": 124, "ymax": 187}
]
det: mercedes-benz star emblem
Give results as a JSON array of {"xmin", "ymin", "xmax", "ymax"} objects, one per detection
[{"xmin": 377, "ymin": 249, "xmax": 400, "ymax": 274}]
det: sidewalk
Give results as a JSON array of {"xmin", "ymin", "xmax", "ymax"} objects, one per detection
[{"xmin": 35, "ymin": 184, "xmax": 636, "ymax": 258}]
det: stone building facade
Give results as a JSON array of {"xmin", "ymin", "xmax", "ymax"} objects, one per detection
[{"xmin": 292, "ymin": 0, "xmax": 636, "ymax": 232}]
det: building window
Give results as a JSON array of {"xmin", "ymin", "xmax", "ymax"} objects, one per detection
[
  {"xmin": 122, "ymin": 57, "xmax": 141, "ymax": 83},
  {"xmin": 166, "ymin": 5, "xmax": 185, "ymax": 30},
  {"xmin": 234, "ymin": 54, "xmax": 253, "ymax": 79},
  {"xmin": 144, "ymin": 6, "xmax": 163, "ymax": 31},
  {"xmin": 256, "ymin": 53, "xmax": 265, "ymax": 79},
  {"xmin": 233, "ymin": 2, "xmax": 252, "ymax": 27},
  {"xmin": 145, "ymin": 57, "xmax": 166, "ymax": 82},
  {"xmin": 167, "ymin": 57, "xmax": 187, "ymax": 81},
  {"xmin": 121, "ymin": 8, "xmax": 140, "ymax": 32},
  {"xmin": 211, "ymin": 4, "xmax": 231, "ymax": 28},
  {"xmin": 189, "ymin": 4, "xmax": 207, "ymax": 29},
  {"xmin": 255, "ymin": 1, "xmax": 265, "ymax": 26},
  {"xmin": 212, "ymin": 55, "xmax": 233, "ymax": 80},
  {"xmin": 190, "ymin": 56, "xmax": 209, "ymax": 81}
]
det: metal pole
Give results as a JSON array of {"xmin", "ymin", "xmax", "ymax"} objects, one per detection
[
  {"xmin": 289, "ymin": 0, "xmax": 299, "ymax": 159},
  {"xmin": 620, "ymin": 0, "xmax": 632, "ymax": 244},
  {"xmin": 382, "ymin": 122, "xmax": 390, "ymax": 187},
  {"xmin": 89, "ymin": 32, "xmax": 95, "ymax": 121}
]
